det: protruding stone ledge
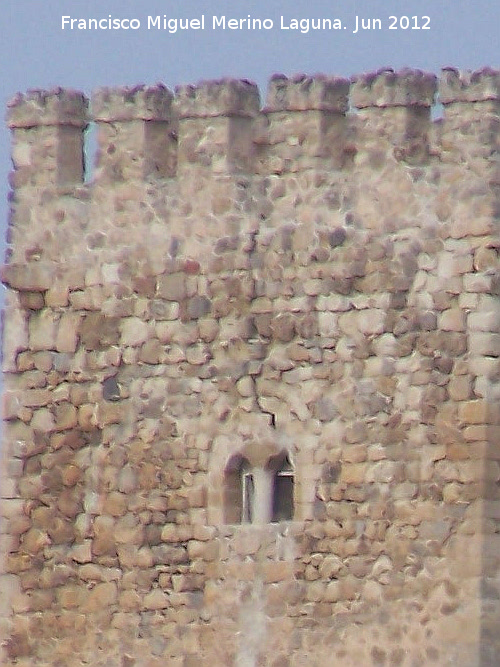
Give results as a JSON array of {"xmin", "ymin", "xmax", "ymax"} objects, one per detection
[
  {"xmin": 6, "ymin": 89, "xmax": 88, "ymax": 129},
  {"xmin": 265, "ymin": 74, "xmax": 350, "ymax": 113},
  {"xmin": 1, "ymin": 263, "xmax": 53, "ymax": 292},
  {"xmin": 91, "ymin": 85, "xmax": 174, "ymax": 122},
  {"xmin": 351, "ymin": 68, "xmax": 437, "ymax": 109},
  {"xmin": 439, "ymin": 67, "xmax": 500, "ymax": 104},
  {"xmin": 174, "ymin": 79, "xmax": 260, "ymax": 119}
]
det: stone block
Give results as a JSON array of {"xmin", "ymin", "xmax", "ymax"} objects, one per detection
[
  {"xmin": 339, "ymin": 463, "xmax": 366, "ymax": 485},
  {"xmin": 1, "ymin": 263, "xmax": 53, "ymax": 291},
  {"xmin": 29, "ymin": 311, "xmax": 58, "ymax": 351},
  {"xmin": 469, "ymin": 333, "xmax": 500, "ymax": 356},
  {"xmin": 144, "ymin": 589, "xmax": 169, "ymax": 610},
  {"xmin": 158, "ymin": 274, "xmax": 186, "ymax": 301},
  {"xmin": 448, "ymin": 376, "xmax": 472, "ymax": 401},
  {"xmin": 70, "ymin": 541, "xmax": 92, "ymax": 564},
  {"xmin": 120, "ymin": 317, "xmax": 150, "ymax": 347},
  {"xmin": 79, "ymin": 313, "xmax": 120, "ymax": 350},
  {"xmin": 358, "ymin": 309, "xmax": 386, "ymax": 335},
  {"xmin": 83, "ymin": 582, "xmax": 117, "ymax": 612},
  {"xmin": 439, "ymin": 309, "xmax": 466, "ymax": 332},
  {"xmin": 56, "ymin": 312, "xmax": 81, "ymax": 353},
  {"xmin": 459, "ymin": 400, "xmax": 497, "ymax": 425},
  {"xmin": 53, "ymin": 403, "xmax": 78, "ymax": 431}
]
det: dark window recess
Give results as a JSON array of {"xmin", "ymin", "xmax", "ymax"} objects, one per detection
[{"xmin": 272, "ymin": 457, "xmax": 294, "ymax": 522}]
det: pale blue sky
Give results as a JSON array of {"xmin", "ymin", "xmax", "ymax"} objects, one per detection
[{"xmin": 0, "ymin": 0, "xmax": 499, "ymax": 237}]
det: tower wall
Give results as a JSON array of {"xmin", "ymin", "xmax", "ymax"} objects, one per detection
[{"xmin": 2, "ymin": 68, "xmax": 500, "ymax": 666}]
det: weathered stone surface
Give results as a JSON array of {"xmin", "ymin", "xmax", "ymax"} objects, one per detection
[
  {"xmin": 352, "ymin": 68, "xmax": 437, "ymax": 108},
  {"xmin": 7, "ymin": 88, "xmax": 88, "ymax": 128},
  {"xmin": 266, "ymin": 74, "xmax": 349, "ymax": 113},
  {"xmin": 92, "ymin": 85, "xmax": 173, "ymax": 122},
  {"xmin": 175, "ymin": 79, "xmax": 260, "ymax": 118},
  {"xmin": 79, "ymin": 313, "xmax": 120, "ymax": 350},
  {"xmin": 2, "ymin": 68, "xmax": 500, "ymax": 667}
]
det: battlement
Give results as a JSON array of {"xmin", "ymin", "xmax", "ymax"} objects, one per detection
[
  {"xmin": 439, "ymin": 66, "xmax": 500, "ymax": 104},
  {"xmin": 175, "ymin": 78, "xmax": 260, "ymax": 118},
  {"xmin": 92, "ymin": 84, "xmax": 173, "ymax": 122},
  {"xmin": 6, "ymin": 67, "xmax": 500, "ymax": 191},
  {"xmin": 351, "ymin": 68, "xmax": 437, "ymax": 108},
  {"xmin": 265, "ymin": 74, "xmax": 350, "ymax": 112},
  {"xmin": 7, "ymin": 88, "xmax": 88, "ymax": 128}
]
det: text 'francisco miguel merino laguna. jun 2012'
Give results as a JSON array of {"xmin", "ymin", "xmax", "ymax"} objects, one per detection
[{"xmin": 61, "ymin": 14, "xmax": 431, "ymax": 34}]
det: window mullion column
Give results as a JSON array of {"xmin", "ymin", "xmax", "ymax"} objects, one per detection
[{"xmin": 252, "ymin": 468, "xmax": 274, "ymax": 524}]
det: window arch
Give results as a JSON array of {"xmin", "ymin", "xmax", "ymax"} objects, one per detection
[{"xmin": 223, "ymin": 451, "xmax": 295, "ymax": 524}]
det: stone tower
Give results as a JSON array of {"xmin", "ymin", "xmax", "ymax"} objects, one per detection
[{"xmin": 1, "ymin": 68, "xmax": 500, "ymax": 666}]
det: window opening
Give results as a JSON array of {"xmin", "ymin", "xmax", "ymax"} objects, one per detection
[
  {"xmin": 272, "ymin": 456, "xmax": 294, "ymax": 522},
  {"xmin": 223, "ymin": 452, "xmax": 295, "ymax": 524}
]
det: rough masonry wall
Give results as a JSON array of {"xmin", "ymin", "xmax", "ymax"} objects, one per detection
[{"xmin": 1, "ymin": 68, "xmax": 500, "ymax": 666}]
